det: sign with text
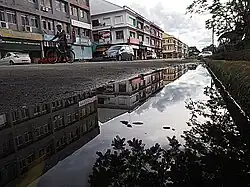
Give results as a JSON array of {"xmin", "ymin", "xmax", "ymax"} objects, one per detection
[
  {"xmin": 0, "ymin": 28, "xmax": 43, "ymax": 41},
  {"xmin": 78, "ymin": 96, "xmax": 97, "ymax": 107}
]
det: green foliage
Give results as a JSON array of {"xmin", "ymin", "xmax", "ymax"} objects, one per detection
[
  {"xmin": 89, "ymin": 86, "xmax": 250, "ymax": 187},
  {"xmin": 187, "ymin": 0, "xmax": 250, "ymax": 43}
]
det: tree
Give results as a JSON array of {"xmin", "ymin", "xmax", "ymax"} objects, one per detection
[
  {"xmin": 89, "ymin": 86, "xmax": 249, "ymax": 186},
  {"xmin": 187, "ymin": 0, "xmax": 250, "ymax": 47}
]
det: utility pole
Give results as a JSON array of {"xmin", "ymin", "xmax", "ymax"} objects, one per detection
[{"xmin": 212, "ymin": 20, "xmax": 215, "ymax": 53}]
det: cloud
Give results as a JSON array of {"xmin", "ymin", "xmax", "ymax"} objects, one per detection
[{"xmin": 108, "ymin": 0, "xmax": 214, "ymax": 49}]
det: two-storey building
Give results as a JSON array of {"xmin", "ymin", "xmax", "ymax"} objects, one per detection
[
  {"xmin": 90, "ymin": 0, "xmax": 163, "ymax": 60},
  {"xmin": 162, "ymin": 33, "xmax": 188, "ymax": 59},
  {"xmin": 0, "ymin": 0, "xmax": 92, "ymax": 62}
]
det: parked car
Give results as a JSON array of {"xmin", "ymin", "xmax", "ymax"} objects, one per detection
[
  {"xmin": 0, "ymin": 52, "xmax": 31, "ymax": 65},
  {"xmin": 147, "ymin": 51, "xmax": 157, "ymax": 59},
  {"xmin": 198, "ymin": 51, "xmax": 213, "ymax": 58},
  {"xmin": 106, "ymin": 45, "xmax": 134, "ymax": 61}
]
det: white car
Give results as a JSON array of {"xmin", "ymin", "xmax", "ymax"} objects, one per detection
[
  {"xmin": 198, "ymin": 51, "xmax": 213, "ymax": 58},
  {"xmin": 0, "ymin": 52, "xmax": 31, "ymax": 65},
  {"xmin": 147, "ymin": 52, "xmax": 157, "ymax": 59}
]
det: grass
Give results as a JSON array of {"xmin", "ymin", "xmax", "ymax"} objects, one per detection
[{"xmin": 207, "ymin": 60, "xmax": 250, "ymax": 117}]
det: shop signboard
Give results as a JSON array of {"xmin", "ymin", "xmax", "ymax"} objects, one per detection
[
  {"xmin": 0, "ymin": 28, "xmax": 43, "ymax": 41},
  {"xmin": 128, "ymin": 37, "xmax": 140, "ymax": 45},
  {"xmin": 98, "ymin": 30, "xmax": 111, "ymax": 44}
]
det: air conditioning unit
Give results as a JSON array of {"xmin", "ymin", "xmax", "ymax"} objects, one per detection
[{"xmin": 0, "ymin": 21, "xmax": 8, "ymax": 29}]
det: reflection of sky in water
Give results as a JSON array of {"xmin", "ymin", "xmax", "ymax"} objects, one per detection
[{"xmin": 31, "ymin": 65, "xmax": 212, "ymax": 187}]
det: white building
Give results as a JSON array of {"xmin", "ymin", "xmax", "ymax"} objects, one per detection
[{"xmin": 90, "ymin": 0, "xmax": 164, "ymax": 59}]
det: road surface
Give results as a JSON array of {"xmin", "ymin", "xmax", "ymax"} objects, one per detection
[{"xmin": 0, "ymin": 59, "xmax": 193, "ymax": 113}]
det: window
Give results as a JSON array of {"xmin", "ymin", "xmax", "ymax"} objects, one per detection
[
  {"xmin": 61, "ymin": 2, "xmax": 66, "ymax": 13},
  {"xmin": 27, "ymin": 154, "xmax": 35, "ymax": 165},
  {"xmin": 21, "ymin": 16, "xmax": 29, "ymax": 26},
  {"xmin": 138, "ymin": 35, "xmax": 143, "ymax": 42},
  {"xmin": 80, "ymin": 108, "xmax": 86, "ymax": 118},
  {"xmin": 128, "ymin": 17, "xmax": 136, "ymax": 26},
  {"xmin": 137, "ymin": 22, "xmax": 143, "ymax": 29},
  {"xmin": 21, "ymin": 109, "xmax": 29, "ymax": 119},
  {"xmin": 85, "ymin": 30, "xmax": 90, "ymax": 37},
  {"xmin": 42, "ymin": 20, "xmax": 47, "ymax": 29},
  {"xmin": 0, "ymin": 10, "xmax": 5, "ymax": 21},
  {"xmin": 15, "ymin": 136, "xmax": 23, "ymax": 147},
  {"xmin": 31, "ymin": 17, "xmax": 38, "ymax": 28},
  {"xmin": 48, "ymin": 20, "xmax": 53, "ymax": 30},
  {"xmin": 20, "ymin": 159, "xmax": 27, "ymax": 170},
  {"xmin": 28, "ymin": 0, "xmax": 36, "ymax": 3},
  {"xmin": 44, "ymin": 124, "xmax": 49, "ymax": 133},
  {"xmin": 68, "ymin": 114, "xmax": 72, "ymax": 124},
  {"xmin": 40, "ymin": 0, "xmax": 45, "ymax": 6},
  {"xmin": 53, "ymin": 115, "xmax": 63, "ymax": 129},
  {"xmin": 130, "ymin": 31, "xmax": 135, "ymax": 38},
  {"xmin": 116, "ymin": 31, "xmax": 124, "ymax": 40},
  {"xmin": 103, "ymin": 17, "xmax": 111, "ymax": 26},
  {"xmin": 40, "ymin": 0, "xmax": 52, "ymax": 8},
  {"xmin": 12, "ymin": 111, "xmax": 18, "ymax": 122},
  {"xmin": 24, "ymin": 132, "xmax": 32, "ymax": 143},
  {"xmin": 119, "ymin": 84, "xmax": 126, "ymax": 92},
  {"xmin": 151, "ymin": 39, "xmax": 155, "ymax": 45},
  {"xmin": 146, "ymin": 37, "xmax": 150, "ymax": 44},
  {"xmin": 80, "ymin": 9, "xmax": 85, "ymax": 18},
  {"xmin": 39, "ymin": 148, "xmax": 45, "ymax": 157},
  {"xmin": 55, "ymin": 0, "xmax": 61, "ymax": 11},
  {"xmin": 114, "ymin": 15, "xmax": 123, "ymax": 24},
  {"xmin": 92, "ymin": 19, "xmax": 99, "ymax": 27},
  {"xmin": 7, "ymin": 12, "xmax": 16, "ymax": 24},
  {"xmin": 71, "ymin": 6, "xmax": 77, "ymax": 16}
]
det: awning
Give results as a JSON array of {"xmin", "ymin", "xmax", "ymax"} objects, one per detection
[{"xmin": 0, "ymin": 38, "xmax": 41, "ymax": 51}]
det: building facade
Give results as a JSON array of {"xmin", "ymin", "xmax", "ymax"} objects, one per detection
[
  {"xmin": 0, "ymin": 91, "xmax": 99, "ymax": 187},
  {"xmin": 0, "ymin": 0, "xmax": 92, "ymax": 62},
  {"xmin": 90, "ymin": 0, "xmax": 163, "ymax": 60},
  {"xmin": 162, "ymin": 33, "xmax": 188, "ymax": 59}
]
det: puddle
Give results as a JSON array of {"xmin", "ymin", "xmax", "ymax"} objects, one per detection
[
  {"xmin": 0, "ymin": 63, "xmax": 202, "ymax": 187},
  {"xmin": 30, "ymin": 64, "xmax": 211, "ymax": 187}
]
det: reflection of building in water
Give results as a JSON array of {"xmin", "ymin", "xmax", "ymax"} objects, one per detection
[
  {"xmin": 163, "ymin": 64, "xmax": 189, "ymax": 85},
  {"xmin": 0, "ymin": 92, "xmax": 99, "ymax": 187},
  {"xmin": 97, "ymin": 69, "xmax": 164, "ymax": 110}
]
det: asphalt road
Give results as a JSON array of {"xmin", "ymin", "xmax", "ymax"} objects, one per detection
[{"xmin": 0, "ymin": 59, "xmax": 194, "ymax": 113}]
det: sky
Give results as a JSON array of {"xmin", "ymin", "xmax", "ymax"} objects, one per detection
[{"xmin": 108, "ymin": 0, "xmax": 215, "ymax": 50}]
